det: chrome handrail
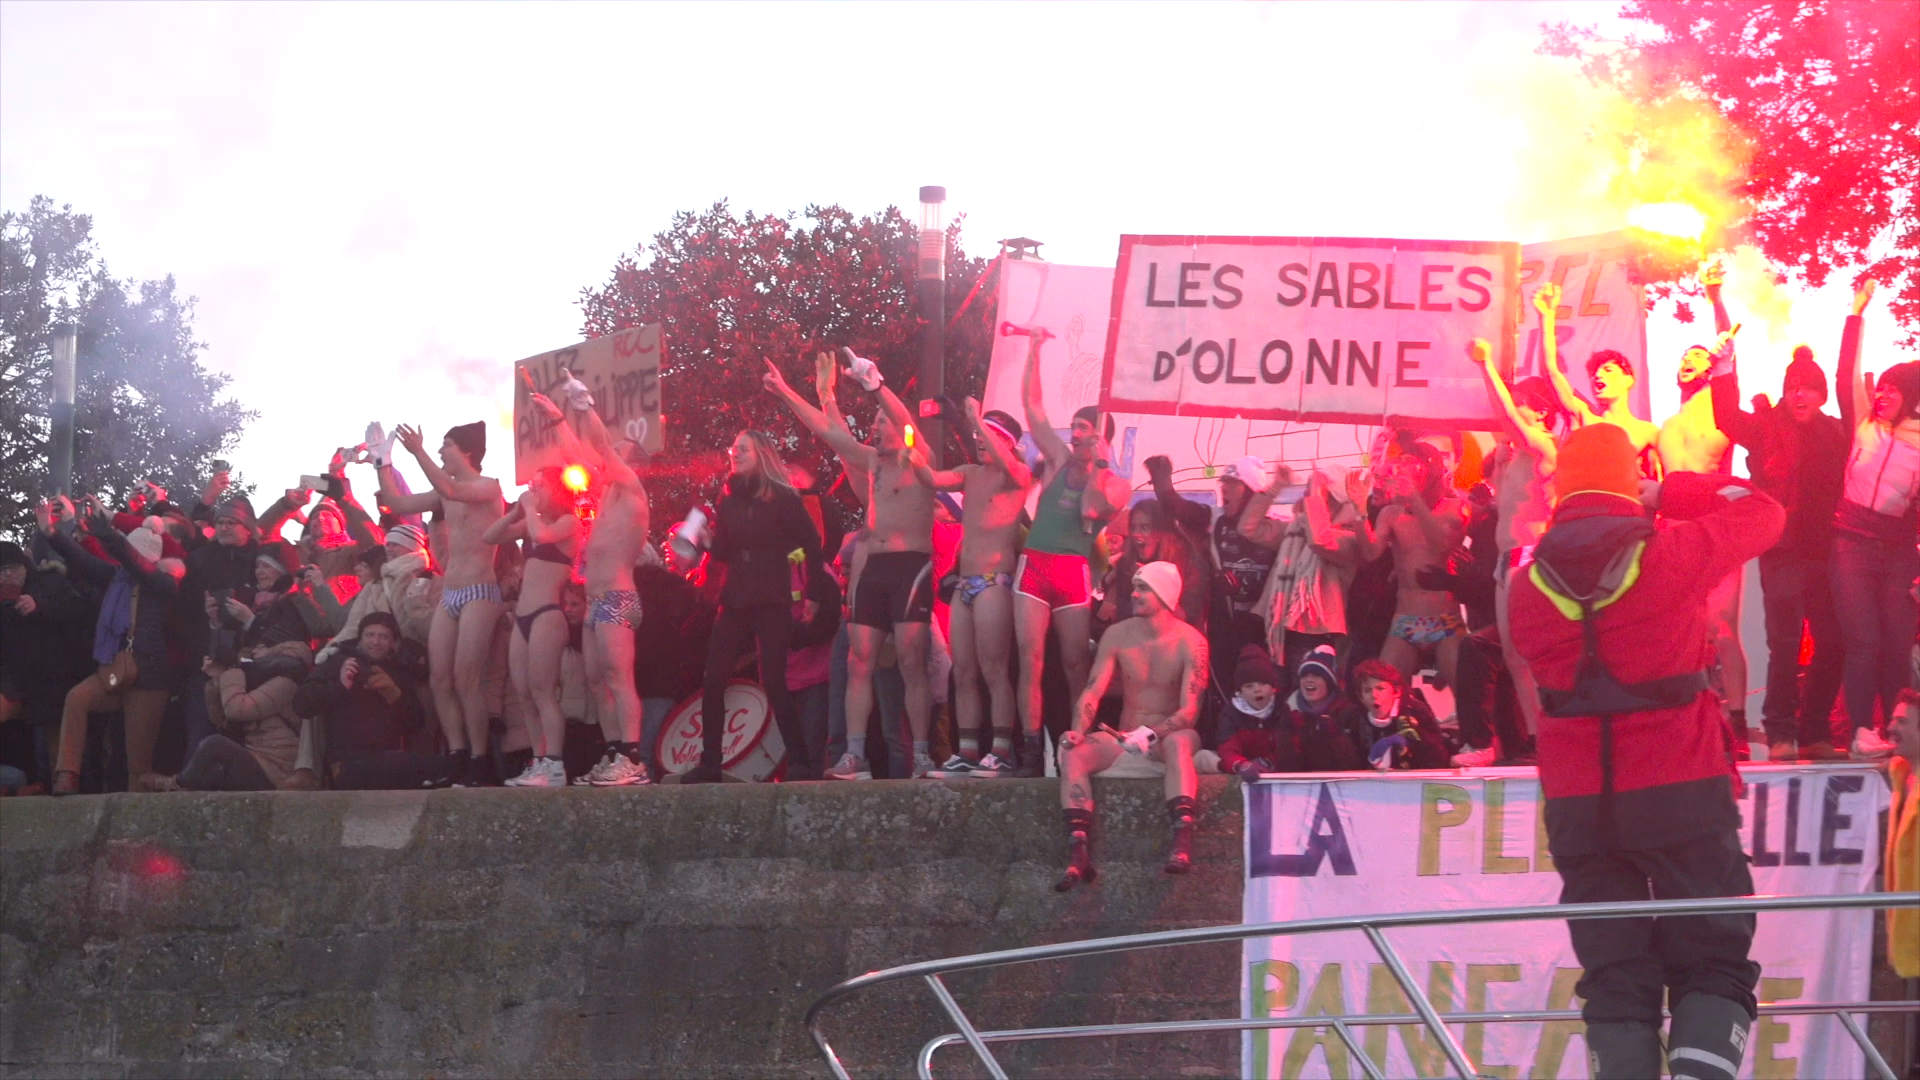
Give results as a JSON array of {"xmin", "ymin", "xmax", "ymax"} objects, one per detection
[{"xmin": 805, "ymin": 891, "xmax": 1920, "ymax": 1080}]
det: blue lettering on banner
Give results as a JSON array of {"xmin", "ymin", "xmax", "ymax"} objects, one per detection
[{"xmin": 1249, "ymin": 783, "xmax": 1356, "ymax": 878}]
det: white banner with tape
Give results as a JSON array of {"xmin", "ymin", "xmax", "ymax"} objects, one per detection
[{"xmin": 1241, "ymin": 765, "xmax": 1890, "ymax": 1079}]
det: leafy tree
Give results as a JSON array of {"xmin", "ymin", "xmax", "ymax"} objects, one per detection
[
  {"xmin": 1543, "ymin": 1, "xmax": 1920, "ymax": 340},
  {"xmin": 578, "ymin": 201, "xmax": 997, "ymax": 525},
  {"xmin": 1, "ymin": 196, "xmax": 253, "ymax": 537}
]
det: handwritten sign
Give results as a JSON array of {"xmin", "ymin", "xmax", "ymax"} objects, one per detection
[
  {"xmin": 512, "ymin": 324, "xmax": 664, "ymax": 484},
  {"xmin": 1101, "ymin": 236, "xmax": 1519, "ymax": 430}
]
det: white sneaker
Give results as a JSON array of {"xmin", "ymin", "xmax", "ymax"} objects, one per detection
[
  {"xmin": 970, "ymin": 753, "xmax": 1013, "ymax": 778},
  {"xmin": 586, "ymin": 751, "xmax": 651, "ymax": 786},
  {"xmin": 1849, "ymin": 726, "xmax": 1896, "ymax": 760},
  {"xmin": 911, "ymin": 752, "xmax": 940, "ymax": 779},
  {"xmin": 825, "ymin": 753, "xmax": 871, "ymax": 781},
  {"xmin": 511, "ymin": 757, "xmax": 565, "ymax": 789},
  {"xmin": 1451, "ymin": 745, "xmax": 1498, "ymax": 768},
  {"xmin": 504, "ymin": 759, "xmax": 544, "ymax": 787}
]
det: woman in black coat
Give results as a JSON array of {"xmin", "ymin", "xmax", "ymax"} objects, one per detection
[{"xmin": 684, "ymin": 431, "xmax": 822, "ymax": 783}]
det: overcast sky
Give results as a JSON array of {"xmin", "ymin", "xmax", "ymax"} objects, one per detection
[{"xmin": 3, "ymin": 1, "xmax": 1904, "ymax": 497}]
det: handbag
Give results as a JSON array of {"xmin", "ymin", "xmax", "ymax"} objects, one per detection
[{"xmin": 99, "ymin": 589, "xmax": 139, "ymax": 692}]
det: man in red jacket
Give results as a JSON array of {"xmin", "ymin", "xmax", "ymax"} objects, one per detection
[{"xmin": 1509, "ymin": 424, "xmax": 1784, "ymax": 1080}]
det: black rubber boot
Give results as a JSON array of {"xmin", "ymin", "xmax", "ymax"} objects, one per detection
[
  {"xmin": 1164, "ymin": 795, "xmax": 1197, "ymax": 874},
  {"xmin": 1584, "ymin": 1021, "xmax": 1664, "ymax": 1079},
  {"xmin": 1055, "ymin": 809, "xmax": 1096, "ymax": 891},
  {"xmin": 1666, "ymin": 993, "xmax": 1751, "ymax": 1080}
]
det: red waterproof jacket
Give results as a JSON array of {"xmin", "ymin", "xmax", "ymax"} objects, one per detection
[{"xmin": 1509, "ymin": 472, "xmax": 1784, "ymax": 856}]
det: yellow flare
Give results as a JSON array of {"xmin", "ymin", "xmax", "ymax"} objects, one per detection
[
  {"xmin": 1628, "ymin": 202, "xmax": 1708, "ymax": 242},
  {"xmin": 562, "ymin": 464, "xmax": 591, "ymax": 493}
]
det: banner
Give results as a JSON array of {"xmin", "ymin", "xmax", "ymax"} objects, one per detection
[
  {"xmin": 1102, "ymin": 237, "xmax": 1520, "ymax": 430},
  {"xmin": 1518, "ymin": 232, "xmax": 1652, "ymax": 422},
  {"xmin": 1241, "ymin": 765, "xmax": 1890, "ymax": 1079},
  {"xmin": 512, "ymin": 325, "xmax": 664, "ymax": 484}
]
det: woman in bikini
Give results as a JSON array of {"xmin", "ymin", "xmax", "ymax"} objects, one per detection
[{"xmin": 482, "ymin": 469, "xmax": 580, "ymax": 788}]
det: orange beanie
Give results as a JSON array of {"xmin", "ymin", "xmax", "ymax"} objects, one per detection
[{"xmin": 1555, "ymin": 424, "xmax": 1640, "ymax": 503}]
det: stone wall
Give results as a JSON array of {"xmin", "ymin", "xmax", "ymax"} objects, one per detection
[{"xmin": 0, "ymin": 777, "xmax": 1245, "ymax": 1079}]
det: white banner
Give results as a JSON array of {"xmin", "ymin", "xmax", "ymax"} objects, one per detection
[
  {"xmin": 1518, "ymin": 232, "xmax": 1652, "ymax": 422},
  {"xmin": 1103, "ymin": 237, "xmax": 1520, "ymax": 430},
  {"xmin": 1241, "ymin": 765, "xmax": 1890, "ymax": 1079},
  {"xmin": 511, "ymin": 324, "xmax": 664, "ymax": 484}
]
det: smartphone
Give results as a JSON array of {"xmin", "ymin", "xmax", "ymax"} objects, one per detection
[{"xmin": 298, "ymin": 474, "xmax": 329, "ymax": 491}]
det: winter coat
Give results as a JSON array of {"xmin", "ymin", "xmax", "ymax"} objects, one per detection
[
  {"xmin": 0, "ymin": 564, "xmax": 96, "ymax": 724},
  {"xmin": 1283, "ymin": 689, "xmax": 1367, "ymax": 772},
  {"xmin": 315, "ymin": 552, "xmax": 439, "ymax": 664},
  {"xmin": 1508, "ymin": 473, "xmax": 1785, "ymax": 857},
  {"xmin": 708, "ymin": 480, "xmax": 822, "ymax": 609},
  {"xmin": 1711, "ymin": 365, "xmax": 1848, "ymax": 561},
  {"xmin": 206, "ymin": 641, "xmax": 311, "ymax": 787},
  {"xmin": 294, "ymin": 639, "xmax": 429, "ymax": 768},
  {"xmin": 1339, "ymin": 697, "xmax": 1451, "ymax": 770},
  {"xmin": 178, "ymin": 538, "xmax": 263, "ymax": 659},
  {"xmin": 634, "ymin": 565, "xmax": 708, "ymax": 702},
  {"xmin": 48, "ymin": 524, "xmax": 184, "ymax": 689},
  {"xmin": 1887, "ymin": 756, "xmax": 1918, "ymax": 978}
]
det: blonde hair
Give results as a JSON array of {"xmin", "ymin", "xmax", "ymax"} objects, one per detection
[{"xmin": 738, "ymin": 430, "xmax": 798, "ymax": 501}]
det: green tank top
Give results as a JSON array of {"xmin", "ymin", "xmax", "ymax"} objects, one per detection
[{"xmin": 1024, "ymin": 462, "xmax": 1094, "ymax": 558}]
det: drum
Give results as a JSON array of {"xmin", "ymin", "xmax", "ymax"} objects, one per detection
[{"xmin": 655, "ymin": 680, "xmax": 786, "ymax": 782}]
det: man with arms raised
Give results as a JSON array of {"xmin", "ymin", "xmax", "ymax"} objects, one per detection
[
  {"xmin": 1656, "ymin": 262, "xmax": 1752, "ymax": 744},
  {"xmin": 764, "ymin": 350, "xmax": 939, "ymax": 780},
  {"xmin": 1462, "ymin": 337, "xmax": 1562, "ymax": 765},
  {"xmin": 1539, "ymin": 283, "xmax": 1662, "ymax": 478},
  {"xmin": 1055, "ymin": 561, "xmax": 1209, "ymax": 890},
  {"xmin": 529, "ymin": 381, "xmax": 655, "ymax": 785},
  {"xmin": 1016, "ymin": 330, "xmax": 1130, "ymax": 776},
  {"xmin": 381, "ymin": 421, "xmax": 504, "ymax": 784},
  {"xmin": 913, "ymin": 399, "xmax": 1033, "ymax": 777},
  {"xmin": 1355, "ymin": 442, "xmax": 1469, "ymax": 691}
]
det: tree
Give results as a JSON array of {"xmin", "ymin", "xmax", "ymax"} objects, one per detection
[
  {"xmin": 578, "ymin": 201, "xmax": 997, "ymax": 525},
  {"xmin": 1, "ymin": 196, "xmax": 254, "ymax": 537},
  {"xmin": 1543, "ymin": 1, "xmax": 1920, "ymax": 340}
]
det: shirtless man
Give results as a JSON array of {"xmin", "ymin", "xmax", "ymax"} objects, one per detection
[
  {"xmin": 1657, "ymin": 262, "xmax": 1751, "ymax": 738},
  {"xmin": 1539, "ymin": 283, "xmax": 1663, "ymax": 479},
  {"xmin": 763, "ymin": 351, "xmax": 940, "ymax": 780},
  {"xmin": 913, "ymin": 398, "xmax": 1034, "ymax": 778},
  {"xmin": 529, "ymin": 384, "xmax": 655, "ymax": 786},
  {"xmin": 1055, "ymin": 560, "xmax": 1209, "ymax": 889},
  {"xmin": 1017, "ymin": 331, "xmax": 1131, "ymax": 777},
  {"xmin": 381, "ymin": 421, "xmax": 504, "ymax": 784},
  {"xmin": 1464, "ymin": 337, "xmax": 1561, "ymax": 764},
  {"xmin": 1356, "ymin": 441, "xmax": 1469, "ymax": 690}
]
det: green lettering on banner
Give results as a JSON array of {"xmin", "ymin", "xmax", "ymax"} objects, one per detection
[
  {"xmin": 1419, "ymin": 784, "xmax": 1472, "ymax": 876},
  {"xmin": 1281, "ymin": 963, "xmax": 1351, "ymax": 1079},
  {"xmin": 1363, "ymin": 962, "xmax": 1457, "ymax": 1077},
  {"xmin": 1754, "ymin": 975, "xmax": 1805, "ymax": 1079},
  {"xmin": 1534, "ymin": 785, "xmax": 1556, "ymax": 873},
  {"xmin": 1465, "ymin": 963, "xmax": 1523, "ymax": 1078},
  {"xmin": 1482, "ymin": 781, "xmax": 1530, "ymax": 874},
  {"xmin": 1528, "ymin": 967, "xmax": 1586, "ymax": 1079},
  {"xmin": 1249, "ymin": 960, "xmax": 1299, "ymax": 1080}
]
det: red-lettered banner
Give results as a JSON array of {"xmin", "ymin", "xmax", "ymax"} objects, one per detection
[{"xmin": 1101, "ymin": 236, "xmax": 1520, "ymax": 430}]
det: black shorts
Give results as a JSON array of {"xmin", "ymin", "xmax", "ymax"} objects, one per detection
[{"xmin": 852, "ymin": 551, "xmax": 935, "ymax": 629}]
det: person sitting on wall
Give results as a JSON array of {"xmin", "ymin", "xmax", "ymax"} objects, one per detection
[
  {"xmin": 1209, "ymin": 645, "xmax": 1302, "ymax": 782},
  {"xmin": 1342, "ymin": 659, "xmax": 1451, "ymax": 771},
  {"xmin": 293, "ymin": 612, "xmax": 447, "ymax": 790},
  {"xmin": 1054, "ymin": 561, "xmax": 1209, "ymax": 890}
]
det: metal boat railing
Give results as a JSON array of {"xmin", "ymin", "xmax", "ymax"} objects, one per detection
[{"xmin": 806, "ymin": 891, "xmax": 1920, "ymax": 1080}]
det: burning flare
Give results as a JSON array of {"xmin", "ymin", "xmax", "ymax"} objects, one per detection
[
  {"xmin": 1628, "ymin": 202, "xmax": 1708, "ymax": 243},
  {"xmin": 562, "ymin": 464, "xmax": 591, "ymax": 493}
]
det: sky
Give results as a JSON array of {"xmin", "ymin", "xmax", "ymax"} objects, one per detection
[{"xmin": 2, "ymin": 0, "xmax": 1907, "ymax": 498}]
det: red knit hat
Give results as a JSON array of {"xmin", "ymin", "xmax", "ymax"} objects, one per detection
[{"xmin": 1554, "ymin": 424, "xmax": 1639, "ymax": 503}]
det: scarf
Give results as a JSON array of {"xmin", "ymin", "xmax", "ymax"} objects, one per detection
[{"xmin": 1232, "ymin": 693, "xmax": 1277, "ymax": 721}]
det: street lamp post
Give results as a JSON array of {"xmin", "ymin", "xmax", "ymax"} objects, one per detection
[
  {"xmin": 49, "ymin": 322, "xmax": 77, "ymax": 497},
  {"xmin": 917, "ymin": 185, "xmax": 947, "ymax": 467}
]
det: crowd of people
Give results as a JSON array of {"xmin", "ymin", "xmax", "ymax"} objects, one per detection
[{"xmin": 1, "ymin": 272, "xmax": 1914, "ymax": 859}]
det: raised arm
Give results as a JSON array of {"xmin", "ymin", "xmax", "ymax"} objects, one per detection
[
  {"xmin": 480, "ymin": 503, "xmax": 528, "ymax": 547},
  {"xmin": 1021, "ymin": 335, "xmax": 1070, "ymax": 471},
  {"xmin": 1709, "ymin": 338, "xmax": 1762, "ymax": 451},
  {"xmin": 1839, "ymin": 280, "xmax": 1875, "ymax": 431},
  {"xmin": 1536, "ymin": 284, "xmax": 1598, "ymax": 427},
  {"xmin": 967, "ymin": 398, "xmax": 1031, "ymax": 489},
  {"xmin": 1700, "ymin": 260, "xmax": 1733, "ymax": 336},
  {"xmin": 910, "ymin": 459, "xmax": 968, "ymax": 493},
  {"xmin": 393, "ymin": 424, "xmax": 499, "ymax": 504},
  {"xmin": 765, "ymin": 359, "xmax": 871, "ymax": 465},
  {"xmin": 1236, "ymin": 465, "xmax": 1292, "ymax": 549},
  {"xmin": 1469, "ymin": 339, "xmax": 1557, "ymax": 464},
  {"xmin": 328, "ymin": 464, "xmax": 382, "ymax": 548},
  {"xmin": 1303, "ymin": 473, "xmax": 1362, "ymax": 567}
]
